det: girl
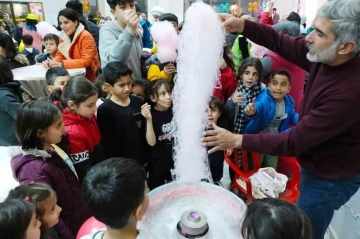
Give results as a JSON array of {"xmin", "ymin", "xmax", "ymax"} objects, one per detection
[
  {"xmin": 0, "ymin": 55, "xmax": 24, "ymax": 146},
  {"xmin": 225, "ymin": 57, "xmax": 265, "ymax": 172},
  {"xmin": 242, "ymin": 198, "xmax": 311, "ymax": 239},
  {"xmin": 225, "ymin": 57, "xmax": 265, "ymax": 135},
  {"xmin": 49, "ymin": 76, "xmax": 104, "ymax": 182},
  {"xmin": 141, "ymin": 79, "xmax": 174, "ymax": 190},
  {"xmin": 7, "ymin": 183, "xmax": 62, "ymax": 239},
  {"xmin": 0, "ymin": 199, "xmax": 41, "ymax": 239},
  {"xmin": 11, "ymin": 100, "xmax": 90, "ymax": 239},
  {"xmin": 44, "ymin": 8, "xmax": 99, "ymax": 82}
]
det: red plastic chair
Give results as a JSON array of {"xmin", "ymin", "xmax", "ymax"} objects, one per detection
[{"xmin": 225, "ymin": 149, "xmax": 301, "ymax": 203}]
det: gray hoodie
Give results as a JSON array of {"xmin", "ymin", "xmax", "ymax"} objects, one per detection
[{"xmin": 99, "ymin": 21, "xmax": 143, "ymax": 80}]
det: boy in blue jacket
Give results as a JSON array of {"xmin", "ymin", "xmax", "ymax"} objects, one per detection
[{"xmin": 244, "ymin": 70, "xmax": 298, "ymax": 168}]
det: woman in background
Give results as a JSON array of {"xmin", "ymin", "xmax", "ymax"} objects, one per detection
[{"xmin": 45, "ymin": 8, "xmax": 99, "ymax": 82}]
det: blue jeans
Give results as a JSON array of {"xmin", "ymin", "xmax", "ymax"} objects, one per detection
[{"xmin": 296, "ymin": 169, "xmax": 360, "ymax": 239}]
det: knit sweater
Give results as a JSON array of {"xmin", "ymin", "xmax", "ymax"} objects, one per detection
[{"xmin": 241, "ymin": 20, "xmax": 360, "ymax": 180}]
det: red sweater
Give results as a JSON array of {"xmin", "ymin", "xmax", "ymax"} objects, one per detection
[{"xmin": 242, "ymin": 20, "xmax": 360, "ymax": 180}]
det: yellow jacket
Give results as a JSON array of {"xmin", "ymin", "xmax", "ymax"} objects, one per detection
[{"xmin": 147, "ymin": 64, "xmax": 172, "ymax": 81}]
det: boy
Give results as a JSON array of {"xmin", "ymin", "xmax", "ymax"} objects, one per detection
[
  {"xmin": 145, "ymin": 13, "xmax": 178, "ymax": 81},
  {"xmin": 206, "ymin": 96, "xmax": 230, "ymax": 185},
  {"xmin": 45, "ymin": 67, "xmax": 70, "ymax": 92},
  {"xmin": 14, "ymin": 21, "xmax": 24, "ymax": 45},
  {"xmin": 97, "ymin": 61, "xmax": 147, "ymax": 165},
  {"xmin": 20, "ymin": 34, "xmax": 39, "ymax": 65},
  {"xmin": 99, "ymin": 0, "xmax": 142, "ymax": 79},
  {"xmin": 35, "ymin": 34, "xmax": 59, "ymax": 63},
  {"xmin": 244, "ymin": 70, "xmax": 298, "ymax": 167},
  {"xmin": 81, "ymin": 157, "xmax": 151, "ymax": 239}
]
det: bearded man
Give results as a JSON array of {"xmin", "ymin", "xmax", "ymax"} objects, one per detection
[{"xmin": 202, "ymin": 1, "xmax": 360, "ymax": 238}]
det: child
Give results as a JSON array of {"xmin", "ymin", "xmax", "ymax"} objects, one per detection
[
  {"xmin": 145, "ymin": 13, "xmax": 178, "ymax": 81},
  {"xmin": 244, "ymin": 70, "xmax": 298, "ymax": 168},
  {"xmin": 49, "ymin": 76, "xmax": 104, "ymax": 182},
  {"xmin": 141, "ymin": 79, "xmax": 173, "ymax": 190},
  {"xmin": 20, "ymin": 34, "xmax": 40, "ymax": 65},
  {"xmin": 205, "ymin": 96, "xmax": 230, "ymax": 185},
  {"xmin": 132, "ymin": 79, "xmax": 148, "ymax": 102},
  {"xmin": 242, "ymin": 198, "xmax": 311, "ymax": 239},
  {"xmin": 45, "ymin": 67, "xmax": 70, "ymax": 92},
  {"xmin": 97, "ymin": 61, "xmax": 146, "ymax": 165},
  {"xmin": 81, "ymin": 157, "xmax": 150, "ymax": 239},
  {"xmin": 99, "ymin": 0, "xmax": 143, "ymax": 79},
  {"xmin": 0, "ymin": 199, "xmax": 41, "ymax": 239},
  {"xmin": 97, "ymin": 17, "xmax": 106, "ymax": 28},
  {"xmin": 225, "ymin": 57, "xmax": 265, "ymax": 135},
  {"xmin": 94, "ymin": 74, "xmax": 112, "ymax": 109},
  {"xmin": 36, "ymin": 34, "xmax": 60, "ymax": 63},
  {"xmin": 7, "ymin": 183, "xmax": 62, "ymax": 239},
  {"xmin": 225, "ymin": 57, "xmax": 265, "ymax": 174},
  {"xmin": 14, "ymin": 21, "xmax": 24, "ymax": 45},
  {"xmin": 10, "ymin": 100, "xmax": 90, "ymax": 239}
]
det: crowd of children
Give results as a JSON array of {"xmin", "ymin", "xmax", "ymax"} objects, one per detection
[{"xmin": 0, "ymin": 0, "xmax": 311, "ymax": 238}]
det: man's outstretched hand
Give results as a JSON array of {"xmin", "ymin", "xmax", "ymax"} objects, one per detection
[
  {"xmin": 201, "ymin": 123, "xmax": 243, "ymax": 154},
  {"xmin": 219, "ymin": 13, "xmax": 245, "ymax": 33}
]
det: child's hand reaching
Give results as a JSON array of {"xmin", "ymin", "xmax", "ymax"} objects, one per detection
[
  {"xmin": 231, "ymin": 91, "xmax": 243, "ymax": 104},
  {"xmin": 141, "ymin": 103, "xmax": 152, "ymax": 120},
  {"xmin": 245, "ymin": 98, "xmax": 256, "ymax": 116}
]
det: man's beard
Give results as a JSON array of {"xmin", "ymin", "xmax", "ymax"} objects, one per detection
[{"xmin": 306, "ymin": 41, "xmax": 339, "ymax": 64}]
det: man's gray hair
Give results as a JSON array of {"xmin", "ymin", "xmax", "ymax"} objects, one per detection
[{"xmin": 317, "ymin": 0, "xmax": 360, "ymax": 53}]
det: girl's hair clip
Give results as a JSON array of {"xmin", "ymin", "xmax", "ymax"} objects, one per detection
[{"xmin": 25, "ymin": 196, "xmax": 30, "ymax": 201}]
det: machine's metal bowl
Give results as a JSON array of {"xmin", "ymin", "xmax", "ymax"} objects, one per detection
[{"xmin": 138, "ymin": 182, "xmax": 246, "ymax": 239}]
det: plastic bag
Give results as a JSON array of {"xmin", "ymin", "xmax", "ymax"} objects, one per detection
[{"xmin": 250, "ymin": 167, "xmax": 288, "ymax": 198}]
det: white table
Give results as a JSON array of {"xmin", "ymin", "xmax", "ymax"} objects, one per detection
[{"xmin": 12, "ymin": 64, "xmax": 86, "ymax": 99}]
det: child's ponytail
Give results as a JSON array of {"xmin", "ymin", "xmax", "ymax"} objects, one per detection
[
  {"xmin": 48, "ymin": 76, "xmax": 98, "ymax": 109},
  {"xmin": 48, "ymin": 87, "xmax": 64, "ymax": 107}
]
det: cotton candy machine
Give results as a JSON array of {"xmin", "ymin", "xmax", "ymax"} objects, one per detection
[{"xmin": 138, "ymin": 182, "xmax": 246, "ymax": 239}]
